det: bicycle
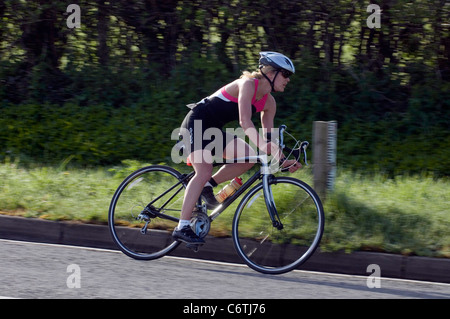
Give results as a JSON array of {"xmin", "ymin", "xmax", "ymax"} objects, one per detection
[{"xmin": 108, "ymin": 125, "xmax": 324, "ymax": 274}]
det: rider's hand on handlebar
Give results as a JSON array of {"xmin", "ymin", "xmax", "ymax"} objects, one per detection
[{"xmin": 281, "ymin": 159, "xmax": 302, "ymax": 173}]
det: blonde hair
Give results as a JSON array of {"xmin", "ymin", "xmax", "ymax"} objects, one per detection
[{"xmin": 240, "ymin": 65, "xmax": 277, "ymax": 79}]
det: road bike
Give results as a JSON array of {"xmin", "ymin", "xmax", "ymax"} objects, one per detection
[{"xmin": 108, "ymin": 125, "xmax": 324, "ymax": 274}]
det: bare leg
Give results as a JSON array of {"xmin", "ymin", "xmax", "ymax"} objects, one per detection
[
  {"xmin": 212, "ymin": 138, "xmax": 256, "ymax": 184},
  {"xmin": 179, "ymin": 149, "xmax": 214, "ymax": 221}
]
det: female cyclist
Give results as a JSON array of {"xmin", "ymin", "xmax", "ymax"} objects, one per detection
[{"xmin": 173, "ymin": 51, "xmax": 301, "ymax": 244}]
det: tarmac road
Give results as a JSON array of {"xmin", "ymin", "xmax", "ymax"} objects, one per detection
[{"xmin": 0, "ymin": 239, "xmax": 449, "ymax": 300}]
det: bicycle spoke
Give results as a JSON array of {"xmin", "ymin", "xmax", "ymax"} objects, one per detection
[
  {"xmin": 108, "ymin": 165, "xmax": 188, "ymax": 260},
  {"xmin": 233, "ymin": 177, "xmax": 324, "ymax": 274}
]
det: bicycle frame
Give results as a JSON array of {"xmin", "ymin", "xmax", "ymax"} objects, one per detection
[
  {"xmin": 208, "ymin": 155, "xmax": 283, "ymax": 229},
  {"xmin": 144, "ymin": 154, "xmax": 282, "ymax": 230},
  {"xmin": 145, "ymin": 121, "xmax": 315, "ymax": 232}
]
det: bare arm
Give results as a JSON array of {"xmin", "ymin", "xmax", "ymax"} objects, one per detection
[
  {"xmin": 236, "ymin": 79, "xmax": 301, "ymax": 172},
  {"xmin": 237, "ymin": 79, "xmax": 265, "ymax": 150}
]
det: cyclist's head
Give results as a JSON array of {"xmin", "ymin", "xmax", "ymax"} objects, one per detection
[{"xmin": 258, "ymin": 51, "xmax": 295, "ymax": 92}]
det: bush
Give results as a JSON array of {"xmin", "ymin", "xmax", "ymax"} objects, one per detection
[{"xmin": 0, "ymin": 54, "xmax": 449, "ymax": 176}]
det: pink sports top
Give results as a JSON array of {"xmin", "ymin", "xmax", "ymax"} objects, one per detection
[{"xmin": 219, "ymin": 78, "xmax": 269, "ymax": 112}]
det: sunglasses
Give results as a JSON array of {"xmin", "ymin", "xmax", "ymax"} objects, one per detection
[{"xmin": 279, "ymin": 69, "xmax": 293, "ymax": 78}]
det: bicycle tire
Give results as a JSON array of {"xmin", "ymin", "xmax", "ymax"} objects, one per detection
[
  {"xmin": 232, "ymin": 177, "xmax": 324, "ymax": 274},
  {"xmin": 108, "ymin": 165, "xmax": 186, "ymax": 260}
]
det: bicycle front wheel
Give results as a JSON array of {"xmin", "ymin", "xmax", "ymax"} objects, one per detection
[
  {"xmin": 108, "ymin": 165, "xmax": 188, "ymax": 260},
  {"xmin": 232, "ymin": 177, "xmax": 324, "ymax": 274}
]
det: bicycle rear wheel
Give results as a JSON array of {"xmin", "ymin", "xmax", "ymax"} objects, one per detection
[
  {"xmin": 108, "ymin": 165, "xmax": 189, "ymax": 260},
  {"xmin": 232, "ymin": 177, "xmax": 324, "ymax": 274}
]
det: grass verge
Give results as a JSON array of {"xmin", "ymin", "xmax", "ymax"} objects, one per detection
[{"xmin": 0, "ymin": 159, "xmax": 448, "ymax": 258}]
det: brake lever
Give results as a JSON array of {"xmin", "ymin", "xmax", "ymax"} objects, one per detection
[
  {"xmin": 300, "ymin": 141, "xmax": 309, "ymax": 166},
  {"xmin": 279, "ymin": 125, "xmax": 287, "ymax": 150}
]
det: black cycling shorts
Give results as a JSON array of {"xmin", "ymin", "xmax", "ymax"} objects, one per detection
[{"xmin": 179, "ymin": 101, "xmax": 238, "ymax": 157}]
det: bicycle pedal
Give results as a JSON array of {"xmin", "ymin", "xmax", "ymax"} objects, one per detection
[{"xmin": 186, "ymin": 243, "xmax": 202, "ymax": 252}]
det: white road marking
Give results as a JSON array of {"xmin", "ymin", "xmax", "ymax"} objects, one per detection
[{"xmin": 0, "ymin": 238, "xmax": 449, "ymax": 287}]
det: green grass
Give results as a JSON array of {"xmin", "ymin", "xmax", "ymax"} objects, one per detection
[
  {"xmin": 321, "ymin": 172, "xmax": 449, "ymax": 257},
  {"xmin": 0, "ymin": 159, "xmax": 448, "ymax": 258}
]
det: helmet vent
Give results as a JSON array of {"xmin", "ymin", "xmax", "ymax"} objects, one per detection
[{"xmin": 285, "ymin": 58, "xmax": 293, "ymax": 67}]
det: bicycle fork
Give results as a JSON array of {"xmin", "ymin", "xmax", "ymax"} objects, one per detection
[{"xmin": 262, "ymin": 174, "xmax": 284, "ymax": 230}]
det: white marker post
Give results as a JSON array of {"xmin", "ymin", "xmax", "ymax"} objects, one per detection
[{"xmin": 312, "ymin": 121, "xmax": 337, "ymax": 198}]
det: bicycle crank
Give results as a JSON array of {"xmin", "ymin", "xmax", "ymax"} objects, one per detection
[{"xmin": 190, "ymin": 210, "xmax": 210, "ymax": 239}]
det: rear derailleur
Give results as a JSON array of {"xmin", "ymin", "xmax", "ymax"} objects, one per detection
[{"xmin": 136, "ymin": 205, "xmax": 157, "ymax": 235}]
